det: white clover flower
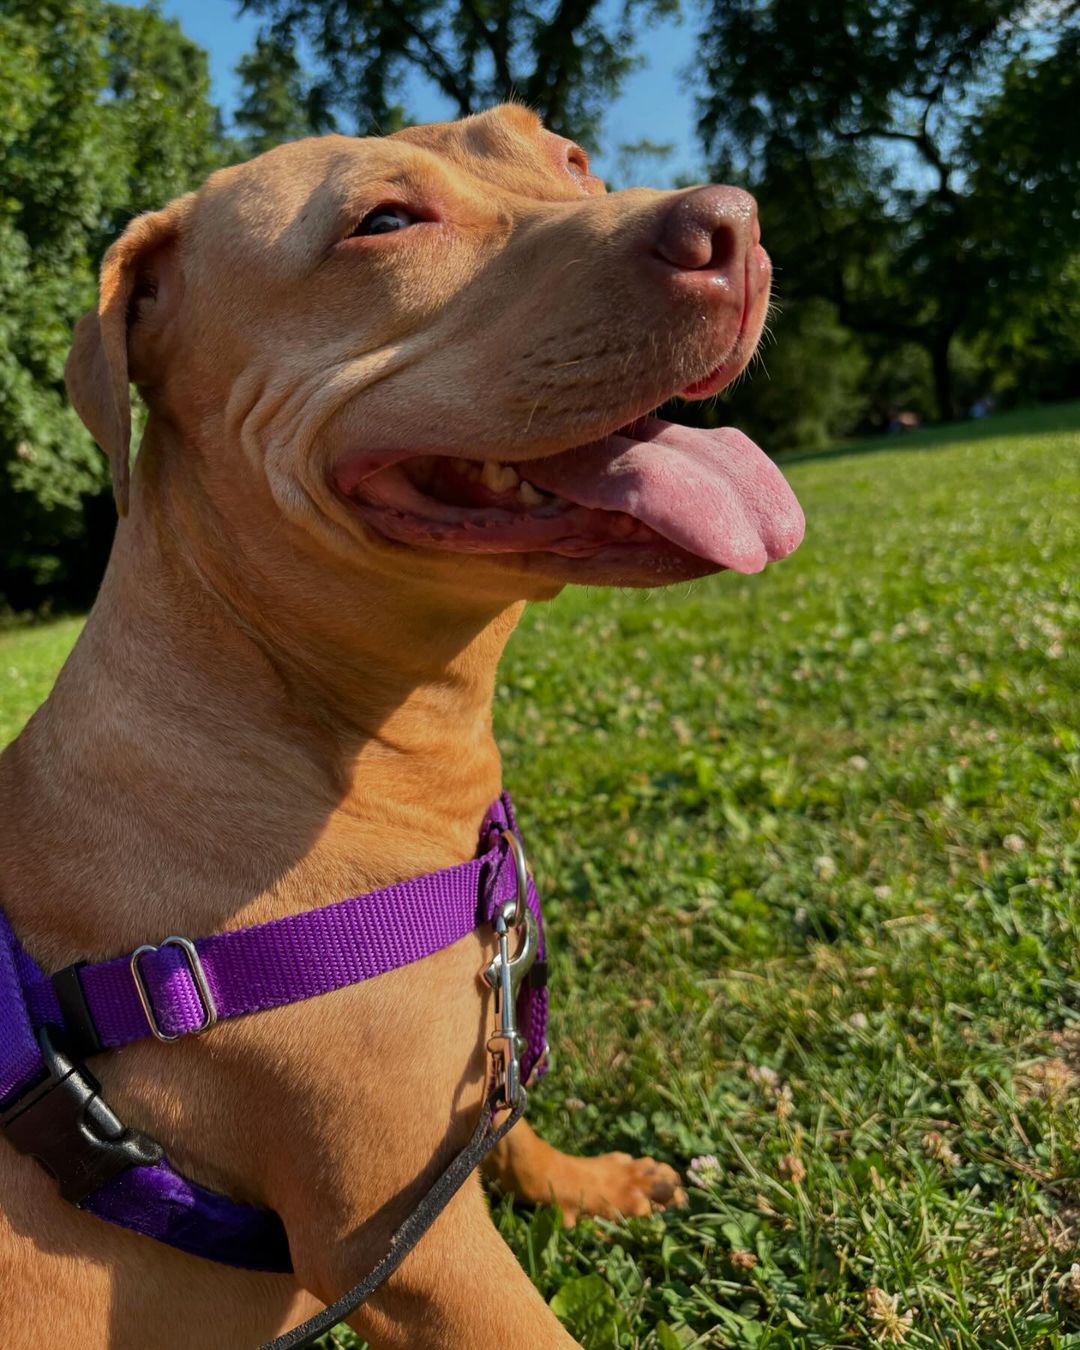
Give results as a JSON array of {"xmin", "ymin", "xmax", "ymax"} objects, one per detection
[
  {"xmin": 1059, "ymin": 1263, "xmax": 1080, "ymax": 1307},
  {"xmin": 748, "ymin": 1064, "xmax": 781, "ymax": 1091},
  {"xmin": 687, "ymin": 1154, "xmax": 722, "ymax": 1188},
  {"xmin": 922, "ymin": 1130, "xmax": 961, "ymax": 1168},
  {"xmin": 866, "ymin": 1287, "xmax": 914, "ymax": 1343}
]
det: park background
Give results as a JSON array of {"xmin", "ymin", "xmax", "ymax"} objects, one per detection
[
  {"xmin": 1, "ymin": 3, "xmax": 1079, "ymax": 1347},
  {"xmin": 0, "ymin": 0, "xmax": 1078, "ymax": 610}
]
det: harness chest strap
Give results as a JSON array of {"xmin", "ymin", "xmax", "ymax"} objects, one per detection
[{"xmin": 0, "ymin": 793, "xmax": 548, "ymax": 1280}]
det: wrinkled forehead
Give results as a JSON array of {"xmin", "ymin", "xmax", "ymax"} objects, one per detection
[
  {"xmin": 188, "ymin": 105, "xmax": 586, "ymax": 275},
  {"xmin": 391, "ymin": 103, "xmax": 581, "ymax": 195}
]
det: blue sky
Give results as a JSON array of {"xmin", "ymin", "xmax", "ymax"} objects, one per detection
[{"xmin": 153, "ymin": 0, "xmax": 709, "ymax": 184}]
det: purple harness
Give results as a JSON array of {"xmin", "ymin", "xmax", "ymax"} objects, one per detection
[{"xmin": 0, "ymin": 793, "xmax": 547, "ymax": 1274}]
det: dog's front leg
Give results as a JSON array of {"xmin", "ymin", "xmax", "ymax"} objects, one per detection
[
  {"xmin": 483, "ymin": 1116, "xmax": 686, "ymax": 1224},
  {"xmin": 289, "ymin": 1173, "xmax": 579, "ymax": 1349}
]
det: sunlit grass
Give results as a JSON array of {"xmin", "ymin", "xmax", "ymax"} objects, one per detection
[
  {"xmin": 0, "ymin": 616, "xmax": 83, "ymax": 745},
  {"xmin": 3, "ymin": 404, "xmax": 1079, "ymax": 1347}
]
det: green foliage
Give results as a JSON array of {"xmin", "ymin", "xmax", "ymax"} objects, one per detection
[
  {"xmin": 719, "ymin": 298, "xmax": 869, "ymax": 453},
  {"xmin": 234, "ymin": 31, "xmax": 334, "ymax": 156},
  {"xmin": 696, "ymin": 0, "xmax": 1080, "ymax": 423},
  {"xmin": 963, "ymin": 25, "xmax": 1080, "ymax": 309},
  {"xmin": 550, "ymin": 1275, "xmax": 630, "ymax": 1345},
  {"xmin": 980, "ymin": 253, "xmax": 1080, "ymax": 406},
  {"xmin": 0, "ymin": 0, "xmax": 226, "ymax": 612},
  {"xmin": 4, "ymin": 0, "xmax": 1078, "ymax": 602},
  {"xmin": 6, "ymin": 405, "xmax": 1080, "ymax": 1346},
  {"xmin": 239, "ymin": 0, "xmax": 678, "ymax": 146},
  {"xmin": 100, "ymin": 2, "xmax": 223, "ymax": 226},
  {"xmin": 0, "ymin": 2, "xmax": 110, "ymax": 602},
  {"xmin": 611, "ymin": 139, "xmax": 677, "ymax": 191}
]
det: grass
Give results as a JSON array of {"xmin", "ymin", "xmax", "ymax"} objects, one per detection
[
  {"xmin": 0, "ymin": 616, "xmax": 83, "ymax": 746},
  {"xmin": 3, "ymin": 402, "xmax": 1079, "ymax": 1347}
]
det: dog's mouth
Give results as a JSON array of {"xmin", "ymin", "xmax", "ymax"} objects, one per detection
[{"xmin": 332, "ymin": 416, "xmax": 804, "ymax": 579}]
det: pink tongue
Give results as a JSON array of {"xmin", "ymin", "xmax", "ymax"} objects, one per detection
[{"xmin": 520, "ymin": 418, "xmax": 805, "ymax": 572}]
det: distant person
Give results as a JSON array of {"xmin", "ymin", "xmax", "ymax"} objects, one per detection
[{"xmin": 887, "ymin": 409, "xmax": 922, "ymax": 433}]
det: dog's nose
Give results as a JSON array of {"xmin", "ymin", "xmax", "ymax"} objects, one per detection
[{"xmin": 652, "ymin": 185, "xmax": 759, "ymax": 278}]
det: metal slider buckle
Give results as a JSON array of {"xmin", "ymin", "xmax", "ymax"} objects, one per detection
[
  {"xmin": 130, "ymin": 935, "xmax": 218, "ymax": 1042},
  {"xmin": 483, "ymin": 831, "xmax": 538, "ymax": 1110}
]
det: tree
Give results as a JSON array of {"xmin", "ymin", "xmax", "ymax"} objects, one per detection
[
  {"xmin": 234, "ymin": 31, "xmax": 335, "ymax": 155},
  {"xmin": 960, "ymin": 24, "xmax": 1080, "ymax": 403},
  {"xmin": 716, "ymin": 298, "xmax": 870, "ymax": 453},
  {"xmin": 612, "ymin": 137, "xmax": 676, "ymax": 189},
  {"xmin": 239, "ymin": 0, "xmax": 677, "ymax": 146},
  {"xmin": 696, "ymin": 0, "xmax": 1080, "ymax": 421},
  {"xmin": 0, "ymin": 0, "xmax": 226, "ymax": 610}
]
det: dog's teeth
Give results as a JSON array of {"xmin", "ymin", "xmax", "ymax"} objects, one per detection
[
  {"xmin": 480, "ymin": 460, "xmax": 520, "ymax": 493},
  {"xmin": 518, "ymin": 480, "xmax": 544, "ymax": 507}
]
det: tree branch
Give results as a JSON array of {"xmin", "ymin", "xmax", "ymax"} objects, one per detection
[
  {"xmin": 491, "ymin": 0, "xmax": 514, "ymax": 94},
  {"xmin": 523, "ymin": 0, "xmax": 599, "ymax": 123},
  {"xmin": 379, "ymin": 0, "xmax": 475, "ymax": 114},
  {"xmin": 835, "ymin": 124, "xmax": 955, "ymax": 200},
  {"xmin": 458, "ymin": 0, "xmax": 514, "ymax": 94}
]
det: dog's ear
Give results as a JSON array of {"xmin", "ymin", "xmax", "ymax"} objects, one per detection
[{"xmin": 65, "ymin": 197, "xmax": 191, "ymax": 516}]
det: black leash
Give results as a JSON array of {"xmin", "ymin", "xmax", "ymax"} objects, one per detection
[{"xmin": 259, "ymin": 1090, "xmax": 525, "ymax": 1350}]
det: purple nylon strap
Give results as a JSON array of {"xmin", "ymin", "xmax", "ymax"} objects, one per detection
[{"xmin": 0, "ymin": 793, "xmax": 546, "ymax": 1273}]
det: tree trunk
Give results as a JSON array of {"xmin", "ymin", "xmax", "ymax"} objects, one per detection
[{"xmin": 930, "ymin": 332, "xmax": 955, "ymax": 421}]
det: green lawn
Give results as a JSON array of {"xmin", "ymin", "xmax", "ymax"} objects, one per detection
[
  {"xmin": 0, "ymin": 615, "xmax": 84, "ymax": 746},
  {"xmin": 3, "ymin": 404, "xmax": 1079, "ymax": 1347}
]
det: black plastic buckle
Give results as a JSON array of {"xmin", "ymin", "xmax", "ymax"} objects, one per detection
[
  {"xmin": 0, "ymin": 1025, "xmax": 162, "ymax": 1205},
  {"xmin": 51, "ymin": 962, "xmax": 104, "ymax": 1058}
]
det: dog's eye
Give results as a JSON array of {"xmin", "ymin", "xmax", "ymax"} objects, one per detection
[{"xmin": 349, "ymin": 206, "xmax": 417, "ymax": 238}]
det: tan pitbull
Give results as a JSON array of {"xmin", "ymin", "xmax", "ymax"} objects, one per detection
[{"xmin": 0, "ymin": 104, "xmax": 803, "ymax": 1347}]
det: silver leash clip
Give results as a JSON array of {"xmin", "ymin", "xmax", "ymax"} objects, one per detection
[{"xmin": 483, "ymin": 831, "xmax": 538, "ymax": 1110}]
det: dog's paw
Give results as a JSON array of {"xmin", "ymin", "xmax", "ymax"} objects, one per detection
[{"xmin": 547, "ymin": 1151, "xmax": 688, "ymax": 1225}]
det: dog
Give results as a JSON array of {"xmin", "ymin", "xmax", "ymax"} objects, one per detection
[{"xmin": 0, "ymin": 104, "xmax": 803, "ymax": 1347}]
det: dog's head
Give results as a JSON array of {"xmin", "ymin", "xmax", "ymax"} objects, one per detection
[{"xmin": 66, "ymin": 105, "xmax": 803, "ymax": 599}]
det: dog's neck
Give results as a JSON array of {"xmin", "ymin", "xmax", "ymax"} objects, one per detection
[{"xmin": 0, "ymin": 439, "xmax": 526, "ymax": 960}]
